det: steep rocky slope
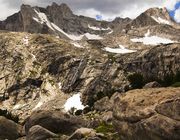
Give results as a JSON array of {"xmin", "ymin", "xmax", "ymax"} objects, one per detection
[
  {"xmin": 0, "ymin": 3, "xmax": 122, "ymax": 39},
  {"xmin": 0, "ymin": 30, "xmax": 179, "ymax": 139}
]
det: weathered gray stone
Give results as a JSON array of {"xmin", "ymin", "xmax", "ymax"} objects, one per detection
[
  {"xmin": 0, "ymin": 116, "xmax": 22, "ymax": 140},
  {"xmin": 27, "ymin": 125, "xmax": 58, "ymax": 140}
]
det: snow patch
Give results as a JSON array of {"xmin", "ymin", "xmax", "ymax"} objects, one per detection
[
  {"xmin": 131, "ymin": 36, "xmax": 174, "ymax": 45},
  {"xmin": 51, "ymin": 23, "xmax": 84, "ymax": 40},
  {"xmin": 33, "ymin": 17, "xmax": 40, "ymax": 23},
  {"xmin": 33, "ymin": 10, "xmax": 103, "ymax": 41},
  {"xmin": 131, "ymin": 30, "xmax": 175, "ymax": 45},
  {"xmin": 88, "ymin": 24, "xmax": 111, "ymax": 31},
  {"xmin": 52, "ymin": 22, "xmax": 103, "ymax": 40},
  {"xmin": 84, "ymin": 33, "xmax": 103, "ymax": 40},
  {"xmin": 104, "ymin": 45, "xmax": 136, "ymax": 54},
  {"xmin": 64, "ymin": 93, "xmax": 85, "ymax": 112},
  {"xmin": 151, "ymin": 16, "xmax": 171, "ymax": 25},
  {"xmin": 33, "ymin": 9, "xmax": 54, "ymax": 31}
]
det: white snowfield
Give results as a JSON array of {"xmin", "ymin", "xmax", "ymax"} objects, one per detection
[
  {"xmin": 64, "ymin": 93, "xmax": 85, "ymax": 112},
  {"xmin": 33, "ymin": 9, "xmax": 103, "ymax": 40},
  {"xmin": 88, "ymin": 24, "xmax": 113, "ymax": 35},
  {"xmin": 131, "ymin": 30, "xmax": 175, "ymax": 45},
  {"xmin": 104, "ymin": 45, "xmax": 136, "ymax": 54},
  {"xmin": 84, "ymin": 33, "xmax": 103, "ymax": 40},
  {"xmin": 33, "ymin": 10, "xmax": 55, "ymax": 31},
  {"xmin": 151, "ymin": 16, "xmax": 172, "ymax": 25},
  {"xmin": 88, "ymin": 24, "xmax": 111, "ymax": 31}
]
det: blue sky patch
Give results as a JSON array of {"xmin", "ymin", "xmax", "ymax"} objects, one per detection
[
  {"xmin": 96, "ymin": 15, "xmax": 103, "ymax": 20},
  {"xmin": 168, "ymin": 1, "xmax": 180, "ymax": 19}
]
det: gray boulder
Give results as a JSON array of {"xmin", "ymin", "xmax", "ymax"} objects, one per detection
[
  {"xmin": 143, "ymin": 81, "xmax": 161, "ymax": 89},
  {"xmin": 25, "ymin": 110, "xmax": 85, "ymax": 135},
  {"xmin": 27, "ymin": 125, "xmax": 58, "ymax": 140},
  {"xmin": 0, "ymin": 116, "xmax": 22, "ymax": 140}
]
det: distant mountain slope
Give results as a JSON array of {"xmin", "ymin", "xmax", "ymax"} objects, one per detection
[{"xmin": 0, "ymin": 3, "xmax": 130, "ymax": 40}]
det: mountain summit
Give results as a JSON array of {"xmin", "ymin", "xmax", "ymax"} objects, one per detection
[
  {"xmin": 0, "ymin": 3, "xmax": 113, "ymax": 38},
  {"xmin": 0, "ymin": 3, "xmax": 179, "ymax": 41},
  {"xmin": 127, "ymin": 7, "xmax": 177, "ymax": 28}
]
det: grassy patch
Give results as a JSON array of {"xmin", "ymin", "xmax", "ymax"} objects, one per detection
[
  {"xmin": 95, "ymin": 122, "xmax": 114, "ymax": 134},
  {"xmin": 95, "ymin": 122, "xmax": 120, "ymax": 140}
]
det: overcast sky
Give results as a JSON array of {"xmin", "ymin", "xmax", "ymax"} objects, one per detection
[{"xmin": 0, "ymin": 0, "xmax": 179, "ymax": 22}]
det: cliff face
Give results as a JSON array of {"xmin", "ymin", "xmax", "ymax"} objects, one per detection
[
  {"xmin": 0, "ymin": 3, "xmax": 114, "ymax": 37},
  {"xmin": 0, "ymin": 32, "xmax": 179, "ymax": 116},
  {"xmin": 118, "ymin": 44, "xmax": 180, "ymax": 79}
]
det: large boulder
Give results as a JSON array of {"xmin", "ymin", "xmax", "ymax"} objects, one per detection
[
  {"xmin": 143, "ymin": 81, "xmax": 161, "ymax": 89},
  {"xmin": 113, "ymin": 88, "xmax": 180, "ymax": 140},
  {"xmin": 25, "ymin": 110, "xmax": 85, "ymax": 135},
  {"xmin": 0, "ymin": 116, "xmax": 22, "ymax": 140},
  {"xmin": 68, "ymin": 128, "xmax": 97, "ymax": 140},
  {"xmin": 27, "ymin": 125, "xmax": 58, "ymax": 140},
  {"xmin": 93, "ymin": 96, "xmax": 113, "ymax": 112}
]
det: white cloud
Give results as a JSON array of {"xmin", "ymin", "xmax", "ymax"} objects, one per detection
[
  {"xmin": 174, "ymin": 8, "xmax": 180, "ymax": 23},
  {"xmin": 0, "ymin": 0, "xmax": 179, "ymax": 21},
  {"xmin": 0, "ymin": 3, "xmax": 18, "ymax": 20}
]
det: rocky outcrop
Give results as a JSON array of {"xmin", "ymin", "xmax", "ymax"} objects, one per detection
[
  {"xmin": 113, "ymin": 88, "xmax": 180, "ymax": 140},
  {"xmin": 0, "ymin": 116, "xmax": 22, "ymax": 140},
  {"xmin": 27, "ymin": 125, "xmax": 58, "ymax": 140},
  {"xmin": 126, "ymin": 7, "xmax": 176, "ymax": 28},
  {"xmin": 68, "ymin": 128, "xmax": 97, "ymax": 140},
  {"xmin": 25, "ymin": 110, "xmax": 85, "ymax": 135},
  {"xmin": 93, "ymin": 96, "xmax": 113, "ymax": 112},
  {"xmin": 118, "ymin": 43, "xmax": 180, "ymax": 80},
  {"xmin": 143, "ymin": 81, "xmax": 161, "ymax": 88}
]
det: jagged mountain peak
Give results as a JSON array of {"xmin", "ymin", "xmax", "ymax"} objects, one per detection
[
  {"xmin": 144, "ymin": 7, "xmax": 173, "ymax": 22},
  {"xmin": 47, "ymin": 2, "xmax": 73, "ymax": 17},
  {"xmin": 126, "ymin": 7, "xmax": 177, "ymax": 28}
]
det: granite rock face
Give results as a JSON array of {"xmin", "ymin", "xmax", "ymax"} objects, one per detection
[
  {"xmin": 113, "ymin": 88, "xmax": 180, "ymax": 140},
  {"xmin": 0, "ymin": 3, "xmax": 114, "ymax": 37}
]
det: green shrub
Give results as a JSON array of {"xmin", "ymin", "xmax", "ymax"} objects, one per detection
[
  {"xmin": 174, "ymin": 71, "xmax": 180, "ymax": 83},
  {"xmin": 159, "ymin": 71, "xmax": 180, "ymax": 87},
  {"xmin": 95, "ymin": 122, "xmax": 114, "ymax": 134},
  {"xmin": 171, "ymin": 82, "xmax": 180, "ymax": 87},
  {"xmin": 127, "ymin": 73, "xmax": 144, "ymax": 89},
  {"xmin": 161, "ymin": 73, "xmax": 174, "ymax": 87}
]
